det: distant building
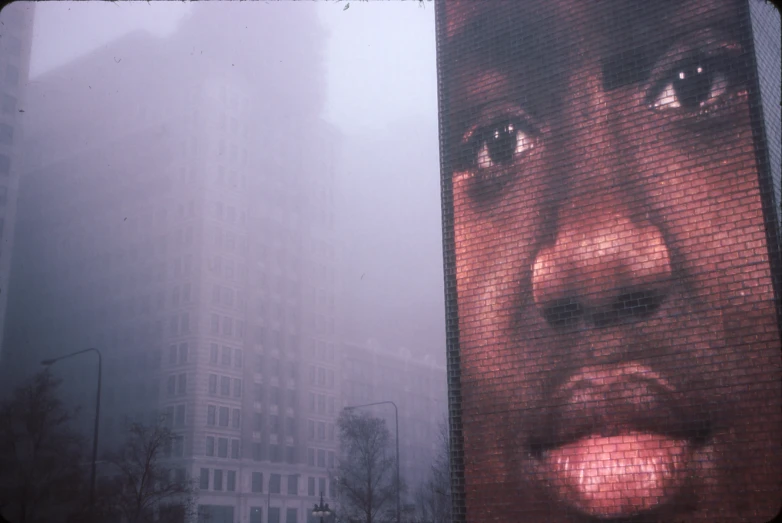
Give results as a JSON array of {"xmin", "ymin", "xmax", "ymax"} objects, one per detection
[
  {"xmin": 3, "ymin": 4, "xmax": 339, "ymax": 523},
  {"xmin": 0, "ymin": 2, "xmax": 34, "ymax": 366},
  {"xmin": 340, "ymin": 339, "xmax": 448, "ymax": 493}
]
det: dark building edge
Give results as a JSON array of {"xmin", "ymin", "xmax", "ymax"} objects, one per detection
[{"xmin": 434, "ymin": 1, "xmax": 467, "ymax": 522}]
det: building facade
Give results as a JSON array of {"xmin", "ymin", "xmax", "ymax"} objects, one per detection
[
  {"xmin": 0, "ymin": 2, "xmax": 34, "ymax": 364},
  {"xmin": 2, "ymin": 5, "xmax": 339, "ymax": 523}
]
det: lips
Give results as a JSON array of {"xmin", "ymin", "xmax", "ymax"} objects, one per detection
[{"xmin": 529, "ymin": 363, "xmax": 711, "ymax": 519}]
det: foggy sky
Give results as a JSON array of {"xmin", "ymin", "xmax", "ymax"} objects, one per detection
[{"xmin": 26, "ymin": 0, "xmax": 445, "ymax": 362}]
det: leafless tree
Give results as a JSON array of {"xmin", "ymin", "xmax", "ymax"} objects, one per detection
[
  {"xmin": 99, "ymin": 419, "xmax": 196, "ymax": 523},
  {"xmin": 0, "ymin": 370, "xmax": 88, "ymax": 523},
  {"xmin": 333, "ymin": 411, "xmax": 398, "ymax": 523},
  {"xmin": 410, "ymin": 420, "xmax": 451, "ymax": 523}
]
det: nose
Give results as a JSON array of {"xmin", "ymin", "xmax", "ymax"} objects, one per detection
[{"xmin": 531, "ymin": 200, "xmax": 672, "ymax": 328}]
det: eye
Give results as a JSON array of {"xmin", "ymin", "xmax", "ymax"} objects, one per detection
[
  {"xmin": 650, "ymin": 56, "xmax": 735, "ymax": 111},
  {"xmin": 471, "ymin": 120, "xmax": 535, "ymax": 169}
]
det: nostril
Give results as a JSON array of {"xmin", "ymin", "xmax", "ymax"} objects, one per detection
[
  {"xmin": 542, "ymin": 290, "xmax": 665, "ymax": 329},
  {"xmin": 592, "ymin": 290, "xmax": 665, "ymax": 328},
  {"xmin": 542, "ymin": 298, "xmax": 584, "ymax": 328}
]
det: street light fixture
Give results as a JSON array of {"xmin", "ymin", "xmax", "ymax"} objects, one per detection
[
  {"xmin": 41, "ymin": 347, "xmax": 103, "ymax": 512},
  {"xmin": 344, "ymin": 401, "xmax": 400, "ymax": 523},
  {"xmin": 312, "ymin": 492, "xmax": 331, "ymax": 523}
]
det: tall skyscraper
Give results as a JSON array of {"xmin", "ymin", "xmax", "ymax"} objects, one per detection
[
  {"xmin": 3, "ymin": 5, "xmax": 339, "ymax": 523},
  {"xmin": 0, "ymin": 2, "xmax": 34, "ymax": 365}
]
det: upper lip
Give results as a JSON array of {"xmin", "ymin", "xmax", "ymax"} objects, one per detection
[{"xmin": 528, "ymin": 363, "xmax": 712, "ymax": 456}]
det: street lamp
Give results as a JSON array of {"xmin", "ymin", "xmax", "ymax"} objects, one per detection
[
  {"xmin": 312, "ymin": 492, "xmax": 331, "ymax": 523},
  {"xmin": 41, "ymin": 347, "xmax": 103, "ymax": 511},
  {"xmin": 344, "ymin": 401, "xmax": 400, "ymax": 523}
]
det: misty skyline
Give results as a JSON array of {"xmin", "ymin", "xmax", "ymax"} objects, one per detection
[{"xmin": 28, "ymin": 1, "xmax": 438, "ymax": 134}]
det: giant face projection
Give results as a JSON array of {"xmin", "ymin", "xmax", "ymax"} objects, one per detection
[{"xmin": 438, "ymin": 0, "xmax": 782, "ymax": 521}]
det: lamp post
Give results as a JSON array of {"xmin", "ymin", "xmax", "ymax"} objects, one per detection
[
  {"xmin": 41, "ymin": 347, "xmax": 103, "ymax": 511},
  {"xmin": 312, "ymin": 492, "xmax": 331, "ymax": 523},
  {"xmin": 344, "ymin": 401, "xmax": 400, "ymax": 523}
]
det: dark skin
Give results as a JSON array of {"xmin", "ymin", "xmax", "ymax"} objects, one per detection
[{"xmin": 444, "ymin": 1, "xmax": 781, "ymax": 521}]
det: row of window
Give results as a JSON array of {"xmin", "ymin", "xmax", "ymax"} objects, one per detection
[
  {"xmin": 206, "ymin": 404, "xmax": 242, "ymax": 429},
  {"xmin": 199, "ymin": 468, "xmax": 237, "ymax": 492},
  {"xmin": 205, "ymin": 436, "xmax": 241, "ymax": 459},
  {"xmin": 209, "ymin": 343, "xmax": 243, "ymax": 367},
  {"xmin": 308, "ymin": 393, "xmax": 336, "ymax": 415},
  {"xmin": 208, "ymin": 374, "xmax": 242, "ymax": 398},
  {"xmin": 253, "ymin": 413, "xmax": 297, "ymax": 435},
  {"xmin": 166, "ymin": 373, "xmax": 187, "ymax": 396},
  {"xmin": 307, "ymin": 366, "xmax": 335, "ymax": 389},
  {"xmin": 199, "ymin": 470, "xmax": 330, "ymax": 500},
  {"xmin": 210, "ymin": 313, "xmax": 246, "ymax": 339},
  {"xmin": 306, "ymin": 420, "xmax": 336, "ymax": 443},
  {"xmin": 307, "ymin": 448, "xmax": 335, "ymax": 469},
  {"xmin": 253, "ymin": 385, "xmax": 298, "ymax": 408}
]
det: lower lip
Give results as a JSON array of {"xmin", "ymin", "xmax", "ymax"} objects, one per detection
[{"xmin": 543, "ymin": 432, "xmax": 689, "ymax": 518}]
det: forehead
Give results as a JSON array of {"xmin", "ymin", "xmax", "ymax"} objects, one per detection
[{"xmin": 443, "ymin": 0, "xmax": 744, "ymax": 58}]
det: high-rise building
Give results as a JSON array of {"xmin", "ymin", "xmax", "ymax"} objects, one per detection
[
  {"xmin": 0, "ymin": 2, "xmax": 34, "ymax": 365},
  {"xmin": 340, "ymin": 339, "xmax": 448, "ymax": 494},
  {"xmin": 3, "ymin": 5, "xmax": 339, "ymax": 523}
]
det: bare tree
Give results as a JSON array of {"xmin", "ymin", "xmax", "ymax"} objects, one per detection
[
  {"xmin": 410, "ymin": 420, "xmax": 451, "ymax": 523},
  {"xmin": 0, "ymin": 370, "xmax": 88, "ymax": 523},
  {"xmin": 333, "ymin": 411, "xmax": 398, "ymax": 523},
  {"xmin": 99, "ymin": 419, "xmax": 196, "ymax": 523}
]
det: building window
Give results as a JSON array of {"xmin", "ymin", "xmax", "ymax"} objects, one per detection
[
  {"xmin": 285, "ymin": 509, "xmax": 297, "ymax": 523},
  {"xmin": 173, "ymin": 435, "xmax": 184, "ymax": 457},
  {"xmin": 253, "ymin": 443, "xmax": 263, "ymax": 461},
  {"xmin": 177, "ymin": 373, "xmax": 187, "ymax": 395},
  {"xmin": 218, "ymin": 438, "xmax": 228, "ymax": 458},
  {"xmin": 231, "ymin": 439, "xmax": 240, "ymax": 459},
  {"xmin": 232, "ymin": 408, "xmax": 241, "ymax": 429},
  {"xmin": 318, "ymin": 449, "xmax": 326, "ymax": 468},
  {"xmin": 219, "ymin": 406, "xmax": 229, "ymax": 427},
  {"xmin": 252, "ymin": 472, "xmax": 263, "ymax": 493},
  {"xmin": 307, "ymin": 448, "xmax": 315, "ymax": 467},
  {"xmin": 207, "ymin": 405, "xmax": 216, "ymax": 426},
  {"xmin": 199, "ymin": 468, "xmax": 210, "ymax": 490},
  {"xmin": 308, "ymin": 477, "xmax": 315, "ymax": 496},
  {"xmin": 169, "ymin": 345, "xmax": 178, "ymax": 365},
  {"xmin": 287, "ymin": 475, "xmax": 298, "ymax": 496},
  {"xmin": 254, "ymin": 413, "xmax": 263, "ymax": 431},
  {"xmin": 167, "ymin": 375, "xmax": 176, "ymax": 396},
  {"xmin": 286, "ymin": 446, "xmax": 295, "ymax": 464},
  {"xmin": 175, "ymin": 404, "xmax": 186, "ymax": 427},
  {"xmin": 233, "ymin": 379, "xmax": 242, "ymax": 398},
  {"xmin": 308, "ymin": 420, "xmax": 315, "ymax": 441},
  {"xmin": 210, "ymin": 344, "xmax": 219, "ymax": 364},
  {"xmin": 214, "ymin": 469, "xmax": 223, "ymax": 491},
  {"xmin": 317, "ymin": 422, "xmax": 325, "ymax": 441},
  {"xmin": 269, "ymin": 508, "xmax": 280, "ymax": 523},
  {"xmin": 227, "ymin": 470, "xmax": 236, "ymax": 492},
  {"xmin": 319, "ymin": 478, "xmax": 326, "ymax": 497},
  {"xmin": 208, "ymin": 374, "xmax": 217, "ymax": 395},
  {"xmin": 211, "ymin": 314, "xmax": 220, "ymax": 335},
  {"xmin": 250, "ymin": 507, "xmax": 262, "ymax": 523},
  {"xmin": 220, "ymin": 376, "xmax": 231, "ymax": 396},
  {"xmin": 179, "ymin": 343, "xmax": 188, "ymax": 364},
  {"xmin": 269, "ymin": 474, "xmax": 281, "ymax": 494},
  {"xmin": 206, "ymin": 436, "xmax": 215, "ymax": 457},
  {"xmin": 221, "ymin": 346, "xmax": 232, "ymax": 365},
  {"xmin": 234, "ymin": 349, "xmax": 243, "ymax": 368}
]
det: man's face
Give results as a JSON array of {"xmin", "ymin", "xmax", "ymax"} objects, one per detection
[{"xmin": 445, "ymin": 0, "xmax": 781, "ymax": 521}]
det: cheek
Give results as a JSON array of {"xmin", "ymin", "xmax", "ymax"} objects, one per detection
[
  {"xmin": 452, "ymin": 175, "xmax": 543, "ymax": 385},
  {"xmin": 637, "ymin": 124, "xmax": 772, "ymax": 303}
]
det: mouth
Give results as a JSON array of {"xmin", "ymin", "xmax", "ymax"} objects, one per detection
[{"xmin": 528, "ymin": 363, "xmax": 712, "ymax": 519}]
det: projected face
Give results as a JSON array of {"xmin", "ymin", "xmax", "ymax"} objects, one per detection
[{"xmin": 444, "ymin": 0, "xmax": 782, "ymax": 521}]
